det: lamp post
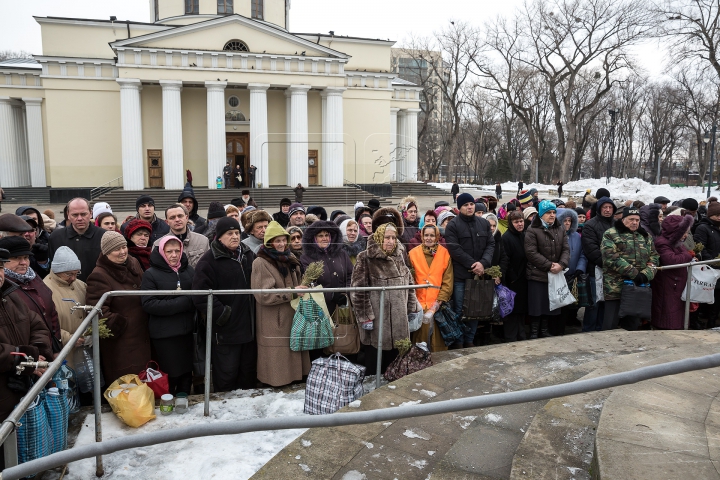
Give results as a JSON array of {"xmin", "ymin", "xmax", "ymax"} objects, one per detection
[
  {"xmin": 607, "ymin": 109, "xmax": 617, "ymax": 184},
  {"xmin": 704, "ymin": 124, "xmax": 717, "ymax": 199}
]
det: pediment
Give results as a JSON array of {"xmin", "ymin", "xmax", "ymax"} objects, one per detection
[{"xmin": 111, "ymin": 15, "xmax": 347, "ymax": 59}]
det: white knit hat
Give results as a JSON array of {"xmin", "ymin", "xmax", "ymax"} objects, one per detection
[
  {"xmin": 354, "ymin": 201, "xmax": 364, "ymax": 210},
  {"xmin": 92, "ymin": 202, "xmax": 112, "ymax": 219},
  {"xmin": 51, "ymin": 246, "xmax": 81, "ymax": 273}
]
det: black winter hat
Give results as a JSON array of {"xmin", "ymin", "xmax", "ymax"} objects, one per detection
[
  {"xmin": 280, "ymin": 198, "xmax": 292, "ymax": 207},
  {"xmin": 215, "ymin": 216, "xmax": 241, "ymax": 239},
  {"xmin": 653, "ymin": 196, "xmax": 671, "ymax": 205},
  {"xmin": 0, "ymin": 236, "xmax": 32, "ymax": 257},
  {"xmin": 368, "ymin": 198, "xmax": 381, "ymax": 212},
  {"xmin": 307, "ymin": 206, "xmax": 327, "ymax": 221},
  {"xmin": 135, "ymin": 195, "xmax": 155, "ymax": 211},
  {"xmin": 230, "ymin": 198, "xmax": 245, "ymax": 208},
  {"xmin": 681, "ymin": 198, "xmax": 699, "ymax": 211},
  {"xmin": 207, "ymin": 201, "xmax": 227, "ymax": 220},
  {"xmin": 595, "ymin": 188, "xmax": 610, "ymax": 199}
]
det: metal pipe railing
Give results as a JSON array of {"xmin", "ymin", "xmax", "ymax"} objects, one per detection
[{"xmin": 4, "ymin": 351, "xmax": 720, "ymax": 480}]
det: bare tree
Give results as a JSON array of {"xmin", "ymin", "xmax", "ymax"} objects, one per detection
[{"xmin": 0, "ymin": 50, "xmax": 33, "ymax": 62}]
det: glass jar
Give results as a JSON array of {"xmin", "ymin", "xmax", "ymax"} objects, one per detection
[
  {"xmin": 160, "ymin": 394, "xmax": 174, "ymax": 415},
  {"xmin": 175, "ymin": 393, "xmax": 188, "ymax": 414}
]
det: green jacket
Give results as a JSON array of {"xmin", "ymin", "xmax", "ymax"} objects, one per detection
[{"xmin": 600, "ymin": 220, "xmax": 659, "ymax": 301}]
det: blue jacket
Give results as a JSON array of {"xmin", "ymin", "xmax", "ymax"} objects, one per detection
[{"xmin": 557, "ymin": 208, "xmax": 587, "ymax": 276}]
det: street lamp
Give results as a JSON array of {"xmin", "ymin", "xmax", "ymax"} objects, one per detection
[
  {"xmin": 704, "ymin": 125, "xmax": 717, "ymax": 199},
  {"xmin": 607, "ymin": 109, "xmax": 618, "ymax": 184}
]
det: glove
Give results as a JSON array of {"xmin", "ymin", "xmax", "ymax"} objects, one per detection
[
  {"xmin": 360, "ymin": 319, "xmax": 374, "ymax": 331},
  {"xmin": 216, "ymin": 305, "xmax": 232, "ymax": 327},
  {"xmin": 634, "ymin": 273, "xmax": 648, "ymax": 286},
  {"xmin": 332, "ymin": 292, "xmax": 348, "ymax": 307},
  {"xmin": 31, "ymin": 243, "xmax": 49, "ymax": 263}
]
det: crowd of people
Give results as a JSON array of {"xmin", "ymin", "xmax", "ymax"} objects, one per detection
[{"xmin": 0, "ymin": 181, "xmax": 715, "ymax": 425}]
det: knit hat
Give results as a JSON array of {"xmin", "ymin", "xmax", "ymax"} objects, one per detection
[
  {"xmin": 124, "ymin": 219, "xmax": 152, "ymax": 241},
  {"xmin": 263, "ymin": 221, "xmax": 289, "ymax": 247},
  {"xmin": 575, "ymin": 207, "xmax": 586, "ymax": 217},
  {"xmin": 333, "ymin": 214, "xmax": 351, "ymax": 226},
  {"xmin": 207, "ymin": 201, "xmax": 227, "ymax": 220},
  {"xmin": 51, "ymin": 246, "xmax": 81, "ymax": 273},
  {"xmin": 92, "ymin": 202, "xmax": 112, "ymax": 219},
  {"xmin": 456, "ymin": 192, "xmax": 475, "ymax": 208},
  {"xmin": 475, "ymin": 202, "xmax": 487, "ymax": 212},
  {"xmin": 135, "ymin": 195, "xmax": 154, "ymax": 211},
  {"xmin": 230, "ymin": 198, "xmax": 245, "ymax": 208},
  {"xmin": 437, "ymin": 210, "xmax": 456, "ymax": 226},
  {"xmin": 538, "ymin": 200, "xmax": 556, "ymax": 218},
  {"xmin": 596, "ymin": 188, "xmax": 611, "ymax": 199},
  {"xmin": 529, "ymin": 188, "xmax": 538, "ymax": 196},
  {"xmin": 681, "ymin": 198, "xmax": 699, "ymax": 211},
  {"xmin": 517, "ymin": 190, "xmax": 533, "ymax": 204},
  {"xmin": 523, "ymin": 207, "xmax": 538, "ymax": 220},
  {"xmin": 100, "ymin": 231, "xmax": 127, "ymax": 256},
  {"xmin": 280, "ymin": 198, "xmax": 292, "ymax": 207},
  {"xmin": 368, "ymin": 198, "xmax": 381, "ymax": 212},
  {"xmin": 707, "ymin": 201, "xmax": 720, "ymax": 218},
  {"xmin": 215, "ymin": 217, "xmax": 241, "ymax": 239},
  {"xmin": 288, "ymin": 203, "xmax": 305, "ymax": 217},
  {"xmin": 622, "ymin": 207, "xmax": 640, "ymax": 219},
  {"xmin": 0, "ymin": 236, "xmax": 32, "ymax": 257}
]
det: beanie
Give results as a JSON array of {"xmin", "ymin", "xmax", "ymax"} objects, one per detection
[
  {"xmin": 230, "ymin": 198, "xmax": 245, "ymax": 208},
  {"xmin": 215, "ymin": 216, "xmax": 241, "ymax": 239},
  {"xmin": 456, "ymin": 192, "xmax": 475, "ymax": 208},
  {"xmin": 538, "ymin": 199, "xmax": 556, "ymax": 218},
  {"xmin": 280, "ymin": 197, "xmax": 292, "ymax": 207},
  {"xmin": 207, "ymin": 201, "xmax": 227, "ymax": 220},
  {"xmin": 595, "ymin": 188, "xmax": 610, "ymax": 199},
  {"xmin": 523, "ymin": 207, "xmax": 538, "ymax": 220},
  {"xmin": 622, "ymin": 207, "xmax": 640, "ymax": 219},
  {"xmin": 124, "ymin": 219, "xmax": 152, "ymax": 241},
  {"xmin": 135, "ymin": 195, "xmax": 154, "ymax": 211},
  {"xmin": 475, "ymin": 202, "xmax": 487, "ymax": 212},
  {"xmin": 437, "ymin": 210, "xmax": 456, "ymax": 226},
  {"xmin": 100, "ymin": 231, "xmax": 127, "ymax": 256},
  {"xmin": 92, "ymin": 202, "xmax": 112, "ymax": 219},
  {"xmin": 575, "ymin": 207, "xmax": 586, "ymax": 217},
  {"xmin": 0, "ymin": 236, "xmax": 32, "ymax": 257},
  {"xmin": 707, "ymin": 201, "xmax": 720, "ymax": 218},
  {"xmin": 517, "ymin": 190, "xmax": 533, "ymax": 204},
  {"xmin": 368, "ymin": 198, "xmax": 381, "ymax": 211},
  {"xmin": 51, "ymin": 246, "xmax": 81, "ymax": 273},
  {"xmin": 681, "ymin": 198, "xmax": 699, "ymax": 211},
  {"xmin": 288, "ymin": 203, "xmax": 305, "ymax": 217}
]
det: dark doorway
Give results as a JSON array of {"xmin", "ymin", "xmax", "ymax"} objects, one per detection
[{"xmin": 226, "ymin": 132, "xmax": 249, "ymax": 188}]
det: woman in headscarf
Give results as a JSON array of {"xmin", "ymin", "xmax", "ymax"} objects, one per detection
[
  {"xmin": 286, "ymin": 226, "xmax": 304, "ymax": 259},
  {"xmin": 501, "ymin": 211, "xmax": 528, "ymax": 342},
  {"xmin": 350, "ymin": 208, "xmax": 421, "ymax": 374},
  {"xmin": 123, "ymin": 219, "xmax": 153, "ymax": 271},
  {"xmin": 339, "ymin": 218, "xmax": 367, "ymax": 265},
  {"xmin": 251, "ymin": 221, "xmax": 310, "ymax": 387},
  {"xmin": 408, "ymin": 224, "xmax": 453, "ymax": 352},
  {"xmin": 140, "ymin": 236, "xmax": 195, "ymax": 395},
  {"xmin": 398, "ymin": 196, "xmax": 420, "ymax": 247}
]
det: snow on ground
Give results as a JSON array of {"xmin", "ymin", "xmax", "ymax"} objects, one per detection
[{"xmin": 431, "ymin": 177, "xmax": 715, "ymax": 205}]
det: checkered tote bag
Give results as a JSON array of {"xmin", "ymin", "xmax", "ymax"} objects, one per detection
[
  {"xmin": 45, "ymin": 388, "xmax": 69, "ymax": 454},
  {"xmin": 290, "ymin": 296, "xmax": 335, "ymax": 352},
  {"xmin": 304, "ymin": 353, "xmax": 366, "ymax": 415},
  {"xmin": 16, "ymin": 392, "xmax": 54, "ymax": 472}
]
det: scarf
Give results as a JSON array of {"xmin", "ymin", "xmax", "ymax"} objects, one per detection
[
  {"xmin": 373, "ymin": 223, "xmax": 397, "ymax": 256},
  {"xmin": 420, "ymin": 224, "xmax": 440, "ymax": 257},
  {"xmin": 4, "ymin": 267, "xmax": 36, "ymax": 284},
  {"xmin": 541, "ymin": 219, "xmax": 552, "ymax": 229},
  {"xmin": 260, "ymin": 245, "xmax": 296, "ymax": 277},
  {"xmin": 158, "ymin": 236, "xmax": 184, "ymax": 272},
  {"xmin": 128, "ymin": 245, "xmax": 152, "ymax": 270}
]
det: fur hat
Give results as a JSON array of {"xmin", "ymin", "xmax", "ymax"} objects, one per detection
[
  {"xmin": 243, "ymin": 209, "xmax": 272, "ymax": 232},
  {"xmin": 100, "ymin": 231, "xmax": 127, "ymax": 256},
  {"xmin": 707, "ymin": 201, "xmax": 720, "ymax": 218},
  {"xmin": 371, "ymin": 207, "xmax": 404, "ymax": 238}
]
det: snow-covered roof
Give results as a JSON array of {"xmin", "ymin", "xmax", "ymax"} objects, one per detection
[
  {"xmin": 0, "ymin": 58, "xmax": 41, "ymax": 70},
  {"xmin": 392, "ymin": 77, "xmax": 417, "ymax": 86}
]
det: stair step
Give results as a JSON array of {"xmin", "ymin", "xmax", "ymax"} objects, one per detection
[{"xmin": 1, "ymin": 187, "xmax": 51, "ymax": 204}]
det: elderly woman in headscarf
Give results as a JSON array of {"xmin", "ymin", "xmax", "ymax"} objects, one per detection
[
  {"xmin": 339, "ymin": 218, "xmax": 367, "ymax": 265},
  {"xmin": 286, "ymin": 225, "xmax": 304, "ymax": 259},
  {"xmin": 350, "ymin": 208, "xmax": 421, "ymax": 375},
  {"xmin": 408, "ymin": 224, "xmax": 453, "ymax": 352},
  {"xmin": 639, "ymin": 203, "xmax": 663, "ymax": 240}
]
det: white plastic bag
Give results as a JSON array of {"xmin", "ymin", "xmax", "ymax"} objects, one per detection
[
  {"xmin": 548, "ymin": 270, "xmax": 576, "ymax": 311},
  {"xmin": 595, "ymin": 266, "xmax": 605, "ymax": 302},
  {"xmin": 681, "ymin": 265, "xmax": 720, "ymax": 304}
]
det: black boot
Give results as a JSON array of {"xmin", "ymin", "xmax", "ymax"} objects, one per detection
[
  {"xmin": 540, "ymin": 318, "xmax": 554, "ymax": 338},
  {"xmin": 530, "ymin": 321, "xmax": 539, "ymax": 339}
]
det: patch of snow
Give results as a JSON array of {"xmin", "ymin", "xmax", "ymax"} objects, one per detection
[
  {"xmin": 382, "ymin": 422, "xmax": 393, "ymax": 426},
  {"xmin": 348, "ymin": 400, "xmax": 362, "ymax": 408},
  {"xmin": 454, "ymin": 415, "xmax": 477, "ymax": 429},
  {"xmin": 399, "ymin": 400, "xmax": 422, "ymax": 407},
  {"xmin": 403, "ymin": 429, "xmax": 431, "ymax": 440},
  {"xmin": 409, "ymin": 459, "xmax": 428, "ymax": 470},
  {"xmin": 567, "ymin": 466, "xmax": 582, "ymax": 474},
  {"xmin": 295, "ymin": 455, "xmax": 301, "ymax": 460},
  {"xmin": 342, "ymin": 471, "xmax": 368, "ymax": 480},
  {"xmin": 363, "ymin": 441, "xmax": 374, "ymax": 449},
  {"xmin": 420, "ymin": 389, "xmax": 436, "ymax": 398},
  {"xmin": 428, "ymin": 451, "xmax": 436, "ymax": 456},
  {"xmin": 485, "ymin": 413, "xmax": 503, "ymax": 423},
  {"xmin": 388, "ymin": 385, "xmax": 396, "ymax": 389},
  {"xmin": 299, "ymin": 464, "xmax": 311, "ymax": 472}
]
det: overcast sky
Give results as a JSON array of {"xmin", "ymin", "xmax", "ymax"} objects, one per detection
[{"xmin": 0, "ymin": 0, "xmax": 665, "ymax": 75}]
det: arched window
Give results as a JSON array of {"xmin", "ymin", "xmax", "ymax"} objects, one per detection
[{"xmin": 223, "ymin": 40, "xmax": 249, "ymax": 52}]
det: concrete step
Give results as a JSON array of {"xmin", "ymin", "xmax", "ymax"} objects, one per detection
[
  {"xmin": 391, "ymin": 182, "xmax": 450, "ymax": 197},
  {"xmin": 1, "ymin": 187, "xmax": 51, "ymax": 204}
]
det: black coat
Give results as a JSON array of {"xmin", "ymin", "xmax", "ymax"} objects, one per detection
[
  {"xmin": 444, "ymin": 213, "xmax": 495, "ymax": 281},
  {"xmin": 300, "ymin": 221, "xmax": 353, "ymax": 315},
  {"xmin": 48, "ymin": 223, "xmax": 104, "ymax": 283},
  {"xmin": 694, "ymin": 218, "xmax": 720, "ymax": 261},
  {"xmin": 272, "ymin": 211, "xmax": 290, "ymax": 228},
  {"xmin": 192, "ymin": 240, "xmax": 255, "ymax": 345},
  {"xmin": 451, "ymin": 183, "xmax": 460, "ymax": 194},
  {"xmin": 140, "ymin": 249, "xmax": 196, "ymax": 339},
  {"xmin": 581, "ymin": 198, "xmax": 616, "ymax": 272},
  {"xmin": 502, "ymin": 220, "xmax": 528, "ymax": 315},
  {"xmin": 177, "ymin": 184, "xmax": 207, "ymax": 234},
  {"xmin": 490, "ymin": 230, "xmax": 509, "ymax": 277}
]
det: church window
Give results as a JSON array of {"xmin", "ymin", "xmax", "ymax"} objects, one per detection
[
  {"xmin": 228, "ymin": 96, "xmax": 240, "ymax": 107},
  {"xmin": 223, "ymin": 40, "xmax": 249, "ymax": 52},
  {"xmin": 252, "ymin": 0, "xmax": 264, "ymax": 20},
  {"xmin": 185, "ymin": 0, "xmax": 199, "ymax": 15},
  {"xmin": 218, "ymin": 0, "xmax": 234, "ymax": 14}
]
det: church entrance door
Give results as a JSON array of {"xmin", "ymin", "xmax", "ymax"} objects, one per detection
[{"xmin": 226, "ymin": 133, "xmax": 249, "ymax": 188}]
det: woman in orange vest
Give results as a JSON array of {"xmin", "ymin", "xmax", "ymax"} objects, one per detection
[{"xmin": 409, "ymin": 224, "xmax": 454, "ymax": 351}]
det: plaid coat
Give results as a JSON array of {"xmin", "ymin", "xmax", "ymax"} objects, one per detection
[{"xmin": 600, "ymin": 220, "xmax": 660, "ymax": 301}]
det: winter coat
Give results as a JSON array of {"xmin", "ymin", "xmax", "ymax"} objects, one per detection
[
  {"xmin": 600, "ymin": 220, "xmax": 660, "ymax": 301},
  {"xmin": 140, "ymin": 249, "xmax": 196, "ymax": 339},
  {"xmin": 639, "ymin": 203, "xmax": 662, "ymax": 240},
  {"xmin": 556, "ymin": 209, "xmax": 588, "ymax": 277},
  {"xmin": 85, "ymin": 255, "xmax": 151, "ymax": 384},
  {"xmin": 501, "ymin": 220, "xmax": 528, "ymax": 315},
  {"xmin": 524, "ymin": 215, "xmax": 571, "ymax": 283},
  {"xmin": 0, "ymin": 281, "xmax": 52, "ymax": 421},
  {"xmin": 350, "ymin": 236, "xmax": 420, "ymax": 350},
  {"xmin": 48, "ymin": 223, "xmax": 104, "ymax": 283},
  {"xmin": 121, "ymin": 215, "xmax": 170, "ymax": 245},
  {"xmin": 300, "ymin": 221, "xmax": 354, "ymax": 315},
  {"xmin": 651, "ymin": 215, "xmax": 695, "ymax": 329},
  {"xmin": 489, "ymin": 230, "xmax": 509, "ymax": 277},
  {"xmin": 401, "ymin": 217, "xmax": 420, "ymax": 247},
  {"xmin": 10, "ymin": 274, "xmax": 62, "ymax": 349},
  {"xmin": 272, "ymin": 211, "xmax": 290, "ymax": 228},
  {"xmin": 343, "ymin": 236, "xmax": 367, "ymax": 265},
  {"xmin": 693, "ymin": 217, "xmax": 720, "ymax": 262},
  {"xmin": 177, "ymin": 184, "xmax": 207, "ymax": 235},
  {"xmin": 43, "ymin": 272, "xmax": 86, "ymax": 368},
  {"xmin": 444, "ymin": 214, "xmax": 495, "ymax": 281},
  {"xmin": 251, "ymin": 250, "xmax": 310, "ymax": 387},
  {"xmin": 293, "ymin": 186, "xmax": 306, "ymax": 203},
  {"xmin": 451, "ymin": 183, "xmax": 460, "ymax": 195},
  {"xmin": 192, "ymin": 240, "xmax": 255, "ymax": 345},
  {"xmin": 152, "ymin": 231, "xmax": 209, "ymax": 269},
  {"xmin": 581, "ymin": 197, "xmax": 617, "ymax": 273}
]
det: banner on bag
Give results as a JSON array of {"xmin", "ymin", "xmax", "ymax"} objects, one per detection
[{"xmin": 682, "ymin": 265, "xmax": 720, "ymax": 304}]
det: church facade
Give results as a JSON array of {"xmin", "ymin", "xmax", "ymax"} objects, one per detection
[{"xmin": 0, "ymin": 0, "xmax": 421, "ymax": 190}]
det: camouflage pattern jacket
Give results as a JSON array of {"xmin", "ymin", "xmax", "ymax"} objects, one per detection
[{"xmin": 600, "ymin": 220, "xmax": 659, "ymax": 301}]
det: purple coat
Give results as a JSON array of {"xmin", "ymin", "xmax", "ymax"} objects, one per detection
[{"xmin": 651, "ymin": 215, "xmax": 695, "ymax": 329}]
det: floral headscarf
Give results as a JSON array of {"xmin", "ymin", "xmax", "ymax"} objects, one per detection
[
  {"xmin": 420, "ymin": 224, "xmax": 440, "ymax": 257},
  {"xmin": 373, "ymin": 223, "xmax": 398, "ymax": 255}
]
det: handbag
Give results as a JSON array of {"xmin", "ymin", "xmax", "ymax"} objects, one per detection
[
  {"xmin": 462, "ymin": 275, "xmax": 495, "ymax": 320},
  {"xmin": 495, "ymin": 284, "xmax": 516, "ymax": 318},
  {"xmin": 619, "ymin": 282, "xmax": 652, "ymax": 318},
  {"xmin": 138, "ymin": 361, "xmax": 170, "ymax": 399},
  {"xmin": 384, "ymin": 342, "xmax": 433, "ymax": 382},
  {"xmin": 433, "ymin": 303, "xmax": 464, "ymax": 346},
  {"xmin": 325, "ymin": 294, "xmax": 360, "ymax": 355},
  {"xmin": 290, "ymin": 295, "xmax": 335, "ymax": 351},
  {"xmin": 16, "ymin": 391, "xmax": 54, "ymax": 471},
  {"xmin": 304, "ymin": 353, "xmax": 365, "ymax": 415},
  {"xmin": 574, "ymin": 274, "xmax": 594, "ymax": 308},
  {"xmin": 548, "ymin": 270, "xmax": 576, "ymax": 311},
  {"xmin": 682, "ymin": 264, "xmax": 720, "ymax": 303}
]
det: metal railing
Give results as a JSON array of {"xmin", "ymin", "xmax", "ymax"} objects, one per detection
[
  {"xmin": 89, "ymin": 176, "xmax": 123, "ymax": 200},
  {"xmin": 0, "ymin": 284, "xmax": 436, "ymax": 477}
]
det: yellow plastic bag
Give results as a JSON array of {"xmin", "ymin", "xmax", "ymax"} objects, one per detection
[{"xmin": 103, "ymin": 374, "xmax": 156, "ymax": 428}]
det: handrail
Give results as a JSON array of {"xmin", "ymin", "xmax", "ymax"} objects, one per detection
[
  {"xmin": 89, "ymin": 176, "xmax": 123, "ymax": 199},
  {"xmin": 651, "ymin": 258, "xmax": 720, "ymax": 270},
  {"xmin": 4, "ymin": 351, "xmax": 720, "ymax": 480}
]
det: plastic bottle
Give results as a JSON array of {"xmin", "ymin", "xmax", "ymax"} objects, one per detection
[{"xmin": 53, "ymin": 360, "xmax": 80, "ymax": 414}]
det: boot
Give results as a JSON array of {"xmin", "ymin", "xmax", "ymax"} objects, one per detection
[
  {"xmin": 530, "ymin": 321, "xmax": 539, "ymax": 339},
  {"xmin": 540, "ymin": 318, "xmax": 554, "ymax": 338}
]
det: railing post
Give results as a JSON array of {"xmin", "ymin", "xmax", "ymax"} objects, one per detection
[
  {"xmin": 91, "ymin": 311, "xmax": 104, "ymax": 477},
  {"xmin": 204, "ymin": 292, "xmax": 213, "ymax": 417},
  {"xmin": 685, "ymin": 264, "xmax": 692, "ymax": 330},
  {"xmin": 3, "ymin": 428, "xmax": 18, "ymax": 468},
  {"xmin": 375, "ymin": 287, "xmax": 386, "ymax": 390}
]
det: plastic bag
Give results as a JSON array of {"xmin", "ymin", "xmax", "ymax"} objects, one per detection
[
  {"xmin": 595, "ymin": 266, "xmax": 604, "ymax": 302},
  {"xmin": 495, "ymin": 285, "xmax": 516, "ymax": 318},
  {"xmin": 408, "ymin": 310, "xmax": 423, "ymax": 333},
  {"xmin": 104, "ymin": 375, "xmax": 156, "ymax": 428},
  {"xmin": 73, "ymin": 341, "xmax": 104, "ymax": 394},
  {"xmin": 548, "ymin": 270, "xmax": 576, "ymax": 311},
  {"xmin": 682, "ymin": 265, "xmax": 720, "ymax": 304}
]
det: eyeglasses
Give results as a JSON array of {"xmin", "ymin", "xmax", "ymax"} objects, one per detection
[{"xmin": 57, "ymin": 271, "xmax": 80, "ymax": 279}]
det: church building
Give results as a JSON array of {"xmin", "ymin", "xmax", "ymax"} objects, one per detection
[{"xmin": 0, "ymin": 0, "xmax": 421, "ymax": 190}]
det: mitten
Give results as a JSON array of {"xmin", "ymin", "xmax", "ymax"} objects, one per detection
[
  {"xmin": 31, "ymin": 243, "xmax": 49, "ymax": 263},
  {"xmin": 634, "ymin": 273, "xmax": 649, "ymax": 286},
  {"xmin": 216, "ymin": 305, "xmax": 232, "ymax": 327}
]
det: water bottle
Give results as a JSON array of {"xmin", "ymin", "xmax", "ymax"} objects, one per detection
[{"xmin": 53, "ymin": 360, "xmax": 80, "ymax": 414}]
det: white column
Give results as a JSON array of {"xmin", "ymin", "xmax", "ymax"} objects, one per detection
[
  {"xmin": 205, "ymin": 81, "xmax": 227, "ymax": 189},
  {"xmin": 396, "ymin": 110, "xmax": 407, "ymax": 183},
  {"xmin": 288, "ymin": 85, "xmax": 310, "ymax": 187},
  {"xmin": 116, "ymin": 79, "xmax": 144, "ymax": 190},
  {"xmin": 22, "ymin": 98, "xmax": 47, "ymax": 187},
  {"xmin": 389, "ymin": 108, "xmax": 399, "ymax": 181},
  {"xmin": 406, "ymin": 108, "xmax": 420, "ymax": 182},
  {"xmin": 285, "ymin": 90, "xmax": 291, "ymax": 186},
  {"xmin": 249, "ymin": 83, "xmax": 270, "ymax": 188},
  {"xmin": 320, "ymin": 87, "xmax": 345, "ymax": 187},
  {"xmin": 160, "ymin": 80, "xmax": 184, "ymax": 190},
  {"xmin": 11, "ymin": 104, "xmax": 30, "ymax": 186},
  {"xmin": 0, "ymin": 97, "xmax": 19, "ymax": 187}
]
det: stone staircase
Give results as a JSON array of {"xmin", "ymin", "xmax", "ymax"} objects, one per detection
[
  {"xmin": 390, "ymin": 182, "xmax": 450, "ymax": 198},
  {"xmin": 0, "ymin": 187, "xmax": 51, "ymax": 204},
  {"xmin": 252, "ymin": 330, "xmax": 720, "ymax": 480}
]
